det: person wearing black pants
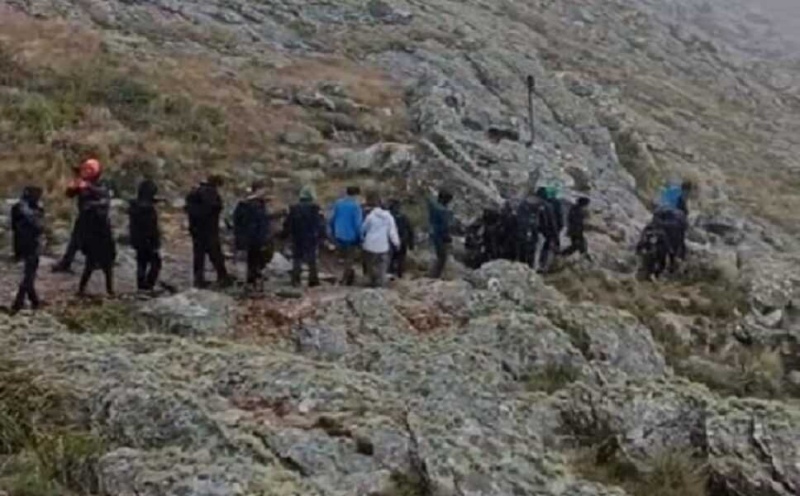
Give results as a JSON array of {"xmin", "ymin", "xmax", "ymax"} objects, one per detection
[
  {"xmin": 11, "ymin": 186, "xmax": 44, "ymax": 313},
  {"xmin": 388, "ymin": 199, "xmax": 414, "ymax": 279},
  {"xmin": 562, "ymin": 197, "xmax": 590, "ymax": 259},
  {"xmin": 129, "ymin": 179, "xmax": 163, "ymax": 292},
  {"xmin": 185, "ymin": 175, "xmax": 232, "ymax": 289},
  {"xmin": 283, "ymin": 186, "xmax": 324, "ymax": 288},
  {"xmin": 76, "ymin": 183, "xmax": 116, "ymax": 296},
  {"xmin": 233, "ymin": 180, "xmax": 274, "ymax": 291}
]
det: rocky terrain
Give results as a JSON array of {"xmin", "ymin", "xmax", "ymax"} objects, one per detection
[{"xmin": 1, "ymin": 0, "xmax": 800, "ymax": 495}]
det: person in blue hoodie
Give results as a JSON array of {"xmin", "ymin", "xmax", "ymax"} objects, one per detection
[{"xmin": 330, "ymin": 186, "xmax": 363, "ymax": 286}]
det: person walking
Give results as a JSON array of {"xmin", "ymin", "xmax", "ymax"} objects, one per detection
[
  {"xmin": 361, "ymin": 192, "xmax": 400, "ymax": 288},
  {"xmin": 233, "ymin": 180, "xmax": 272, "ymax": 291},
  {"xmin": 561, "ymin": 197, "xmax": 591, "ymax": 259},
  {"xmin": 427, "ymin": 189, "xmax": 454, "ymax": 279},
  {"xmin": 330, "ymin": 186, "xmax": 363, "ymax": 285},
  {"xmin": 388, "ymin": 199, "xmax": 414, "ymax": 279},
  {"xmin": 128, "ymin": 179, "xmax": 162, "ymax": 292},
  {"xmin": 283, "ymin": 186, "xmax": 324, "ymax": 288},
  {"xmin": 185, "ymin": 175, "xmax": 232, "ymax": 289},
  {"xmin": 10, "ymin": 186, "xmax": 44, "ymax": 313},
  {"xmin": 73, "ymin": 160, "xmax": 116, "ymax": 297}
]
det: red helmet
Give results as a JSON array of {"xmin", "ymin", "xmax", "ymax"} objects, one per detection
[{"xmin": 78, "ymin": 159, "xmax": 102, "ymax": 181}]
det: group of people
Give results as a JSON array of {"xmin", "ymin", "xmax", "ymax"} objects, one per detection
[
  {"xmin": 8, "ymin": 158, "xmax": 457, "ymax": 313},
  {"xmin": 636, "ymin": 181, "xmax": 692, "ymax": 279},
  {"xmin": 464, "ymin": 186, "xmax": 591, "ymax": 272}
]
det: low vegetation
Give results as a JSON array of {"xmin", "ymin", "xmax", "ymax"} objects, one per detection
[
  {"xmin": 0, "ymin": 358, "xmax": 105, "ymax": 495},
  {"xmin": 526, "ymin": 363, "xmax": 582, "ymax": 394},
  {"xmin": 53, "ymin": 300, "xmax": 151, "ymax": 336},
  {"xmin": 573, "ymin": 447, "xmax": 708, "ymax": 496}
]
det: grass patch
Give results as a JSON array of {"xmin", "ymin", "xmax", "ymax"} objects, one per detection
[
  {"xmin": 0, "ymin": 358, "xmax": 105, "ymax": 495},
  {"xmin": 573, "ymin": 448, "xmax": 708, "ymax": 496},
  {"xmin": 526, "ymin": 364, "xmax": 582, "ymax": 394},
  {"xmin": 54, "ymin": 300, "xmax": 151, "ymax": 335},
  {"xmin": 546, "ymin": 267, "xmax": 748, "ymax": 363},
  {"xmin": 678, "ymin": 348, "xmax": 785, "ymax": 399}
]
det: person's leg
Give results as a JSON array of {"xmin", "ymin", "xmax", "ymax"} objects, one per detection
[
  {"xmin": 26, "ymin": 254, "xmax": 40, "ymax": 308},
  {"xmin": 291, "ymin": 249, "xmax": 303, "ymax": 287},
  {"xmin": 365, "ymin": 252, "xmax": 378, "ymax": 287},
  {"xmin": 377, "ymin": 252, "xmax": 390, "ymax": 288},
  {"xmin": 246, "ymin": 247, "xmax": 259, "ymax": 285},
  {"xmin": 147, "ymin": 251, "xmax": 162, "ymax": 290},
  {"xmin": 53, "ymin": 220, "xmax": 79, "ymax": 272},
  {"xmin": 308, "ymin": 249, "xmax": 320, "ymax": 287},
  {"xmin": 136, "ymin": 249, "xmax": 148, "ymax": 290},
  {"xmin": 207, "ymin": 234, "xmax": 230, "ymax": 285},
  {"xmin": 192, "ymin": 237, "xmax": 207, "ymax": 288},
  {"xmin": 104, "ymin": 266, "xmax": 115, "ymax": 296},
  {"xmin": 429, "ymin": 243, "xmax": 448, "ymax": 279},
  {"xmin": 396, "ymin": 248, "xmax": 407, "ymax": 279},
  {"xmin": 342, "ymin": 245, "xmax": 356, "ymax": 286},
  {"xmin": 78, "ymin": 261, "xmax": 94, "ymax": 295}
]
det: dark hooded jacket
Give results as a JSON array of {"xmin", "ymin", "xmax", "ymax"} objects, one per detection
[
  {"xmin": 283, "ymin": 197, "xmax": 325, "ymax": 255},
  {"xmin": 128, "ymin": 180, "xmax": 161, "ymax": 252},
  {"xmin": 11, "ymin": 188, "xmax": 44, "ymax": 259},
  {"xmin": 233, "ymin": 195, "xmax": 270, "ymax": 251},
  {"xmin": 77, "ymin": 180, "xmax": 116, "ymax": 266},
  {"xmin": 185, "ymin": 182, "xmax": 223, "ymax": 239}
]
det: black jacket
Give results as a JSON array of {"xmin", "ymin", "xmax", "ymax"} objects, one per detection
[
  {"xmin": 566, "ymin": 205, "xmax": 587, "ymax": 237},
  {"xmin": 77, "ymin": 182, "xmax": 116, "ymax": 265},
  {"xmin": 11, "ymin": 197, "xmax": 44, "ymax": 259},
  {"xmin": 282, "ymin": 200, "xmax": 325, "ymax": 254},
  {"xmin": 234, "ymin": 197, "xmax": 270, "ymax": 250},
  {"xmin": 129, "ymin": 197, "xmax": 160, "ymax": 253},
  {"xmin": 185, "ymin": 182, "xmax": 223, "ymax": 238},
  {"xmin": 391, "ymin": 211, "xmax": 415, "ymax": 252}
]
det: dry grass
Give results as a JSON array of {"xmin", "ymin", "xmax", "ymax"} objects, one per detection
[
  {"xmin": 0, "ymin": 357, "xmax": 104, "ymax": 495},
  {"xmin": 572, "ymin": 447, "xmax": 708, "ymax": 496},
  {"xmin": 0, "ymin": 11, "xmax": 411, "ymax": 221}
]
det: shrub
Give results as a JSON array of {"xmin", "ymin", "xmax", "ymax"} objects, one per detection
[{"xmin": 55, "ymin": 300, "xmax": 150, "ymax": 335}]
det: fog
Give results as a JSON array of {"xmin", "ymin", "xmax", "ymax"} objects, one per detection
[{"xmin": 747, "ymin": 0, "xmax": 800, "ymax": 33}]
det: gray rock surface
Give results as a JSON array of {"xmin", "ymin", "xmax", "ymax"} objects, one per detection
[{"xmin": 138, "ymin": 289, "xmax": 238, "ymax": 337}]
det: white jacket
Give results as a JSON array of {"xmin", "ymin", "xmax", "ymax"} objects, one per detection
[{"xmin": 361, "ymin": 207, "xmax": 400, "ymax": 254}]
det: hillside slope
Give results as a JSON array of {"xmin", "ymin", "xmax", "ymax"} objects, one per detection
[{"xmin": 1, "ymin": 1, "xmax": 800, "ymax": 495}]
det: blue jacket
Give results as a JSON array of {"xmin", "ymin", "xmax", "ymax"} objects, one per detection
[
  {"xmin": 428, "ymin": 196, "xmax": 453, "ymax": 246},
  {"xmin": 330, "ymin": 196, "xmax": 363, "ymax": 245}
]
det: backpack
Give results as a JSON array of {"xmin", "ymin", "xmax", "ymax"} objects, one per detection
[{"xmin": 659, "ymin": 184, "xmax": 683, "ymax": 210}]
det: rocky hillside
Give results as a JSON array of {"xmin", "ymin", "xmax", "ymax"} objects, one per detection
[{"xmin": 1, "ymin": 0, "xmax": 800, "ymax": 495}]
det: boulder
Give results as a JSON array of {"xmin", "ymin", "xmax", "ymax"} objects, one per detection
[
  {"xmin": 293, "ymin": 323, "xmax": 349, "ymax": 361},
  {"xmin": 138, "ymin": 289, "xmax": 237, "ymax": 338}
]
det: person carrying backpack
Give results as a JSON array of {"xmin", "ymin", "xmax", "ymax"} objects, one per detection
[
  {"xmin": 637, "ymin": 221, "xmax": 669, "ymax": 280},
  {"xmin": 185, "ymin": 175, "xmax": 232, "ymax": 289},
  {"xmin": 330, "ymin": 186, "xmax": 363, "ymax": 286},
  {"xmin": 534, "ymin": 187, "xmax": 559, "ymax": 273},
  {"xmin": 11, "ymin": 186, "xmax": 44, "ymax": 313},
  {"xmin": 388, "ymin": 199, "xmax": 415, "ymax": 279},
  {"xmin": 427, "ymin": 189, "xmax": 454, "ymax": 279},
  {"xmin": 282, "ymin": 186, "xmax": 325, "ymax": 288},
  {"xmin": 561, "ymin": 197, "xmax": 591, "ymax": 259},
  {"xmin": 361, "ymin": 192, "xmax": 401, "ymax": 288},
  {"xmin": 129, "ymin": 179, "xmax": 162, "ymax": 292},
  {"xmin": 233, "ymin": 180, "xmax": 272, "ymax": 290},
  {"xmin": 73, "ymin": 160, "xmax": 116, "ymax": 297}
]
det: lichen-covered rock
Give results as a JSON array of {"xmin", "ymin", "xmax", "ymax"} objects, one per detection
[{"xmin": 138, "ymin": 289, "xmax": 237, "ymax": 338}]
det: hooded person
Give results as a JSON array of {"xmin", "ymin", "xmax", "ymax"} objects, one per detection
[
  {"xmin": 11, "ymin": 186, "xmax": 44, "ymax": 313},
  {"xmin": 233, "ymin": 180, "xmax": 273, "ymax": 290},
  {"xmin": 534, "ymin": 187, "xmax": 559, "ymax": 272},
  {"xmin": 361, "ymin": 192, "xmax": 400, "ymax": 288},
  {"xmin": 330, "ymin": 186, "xmax": 363, "ymax": 285},
  {"xmin": 427, "ymin": 189, "xmax": 454, "ymax": 279},
  {"xmin": 282, "ymin": 185, "xmax": 325, "ymax": 288},
  {"xmin": 128, "ymin": 179, "xmax": 162, "ymax": 292},
  {"xmin": 185, "ymin": 174, "xmax": 232, "ymax": 289},
  {"xmin": 74, "ymin": 159, "xmax": 116, "ymax": 296},
  {"xmin": 561, "ymin": 197, "xmax": 591, "ymax": 259},
  {"xmin": 388, "ymin": 199, "xmax": 414, "ymax": 279}
]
